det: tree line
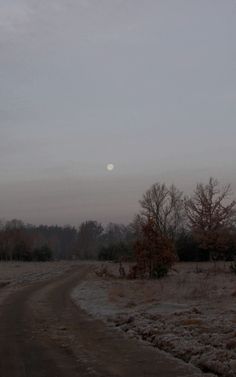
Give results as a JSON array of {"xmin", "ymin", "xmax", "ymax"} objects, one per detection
[
  {"xmin": 0, "ymin": 219, "xmax": 134, "ymax": 261},
  {"xmin": 0, "ymin": 177, "xmax": 236, "ymax": 265}
]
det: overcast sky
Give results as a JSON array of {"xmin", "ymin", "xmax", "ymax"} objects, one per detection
[{"xmin": 0, "ymin": 0, "xmax": 236, "ymax": 226}]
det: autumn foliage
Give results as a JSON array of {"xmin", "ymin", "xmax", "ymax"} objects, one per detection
[{"xmin": 131, "ymin": 218, "xmax": 176, "ymax": 279}]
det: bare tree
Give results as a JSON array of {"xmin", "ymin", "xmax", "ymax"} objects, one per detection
[
  {"xmin": 185, "ymin": 177, "xmax": 236, "ymax": 259},
  {"xmin": 139, "ymin": 183, "xmax": 184, "ymax": 240}
]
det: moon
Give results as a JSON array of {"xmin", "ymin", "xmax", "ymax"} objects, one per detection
[{"xmin": 106, "ymin": 163, "xmax": 115, "ymax": 171}]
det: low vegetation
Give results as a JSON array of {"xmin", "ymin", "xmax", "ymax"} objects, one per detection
[{"xmin": 72, "ymin": 261, "xmax": 236, "ymax": 377}]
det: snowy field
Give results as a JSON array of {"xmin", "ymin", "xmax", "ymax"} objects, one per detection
[
  {"xmin": 0, "ymin": 260, "xmax": 80, "ymax": 304},
  {"xmin": 72, "ymin": 262, "xmax": 236, "ymax": 377}
]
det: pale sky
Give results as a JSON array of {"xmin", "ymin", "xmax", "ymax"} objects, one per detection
[{"xmin": 0, "ymin": 0, "xmax": 236, "ymax": 225}]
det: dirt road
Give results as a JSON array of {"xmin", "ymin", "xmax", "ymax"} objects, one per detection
[{"xmin": 0, "ymin": 265, "xmax": 202, "ymax": 377}]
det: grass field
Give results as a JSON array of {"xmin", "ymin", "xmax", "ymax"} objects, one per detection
[{"xmin": 72, "ymin": 261, "xmax": 236, "ymax": 377}]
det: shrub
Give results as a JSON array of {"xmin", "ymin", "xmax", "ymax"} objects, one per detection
[
  {"xmin": 133, "ymin": 218, "xmax": 176, "ymax": 279},
  {"xmin": 176, "ymin": 231, "xmax": 209, "ymax": 262},
  {"xmin": 152, "ymin": 264, "xmax": 169, "ymax": 279}
]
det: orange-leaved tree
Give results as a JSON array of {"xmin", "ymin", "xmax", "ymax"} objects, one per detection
[{"xmin": 132, "ymin": 218, "xmax": 176, "ymax": 279}]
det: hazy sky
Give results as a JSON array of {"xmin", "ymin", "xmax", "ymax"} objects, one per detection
[{"xmin": 0, "ymin": 0, "xmax": 236, "ymax": 226}]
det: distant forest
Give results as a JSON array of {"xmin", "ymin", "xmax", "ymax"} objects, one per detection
[
  {"xmin": 1, "ymin": 178, "xmax": 236, "ymax": 263},
  {"xmin": 0, "ymin": 219, "xmax": 134, "ymax": 261}
]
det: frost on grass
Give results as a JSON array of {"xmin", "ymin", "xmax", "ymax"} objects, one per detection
[
  {"xmin": 0, "ymin": 260, "xmax": 80, "ymax": 304},
  {"xmin": 72, "ymin": 262, "xmax": 236, "ymax": 377}
]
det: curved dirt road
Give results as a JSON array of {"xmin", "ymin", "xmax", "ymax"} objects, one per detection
[{"xmin": 0, "ymin": 265, "xmax": 202, "ymax": 377}]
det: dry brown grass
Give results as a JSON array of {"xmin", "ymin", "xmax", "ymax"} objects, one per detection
[
  {"xmin": 73, "ymin": 261, "xmax": 236, "ymax": 377},
  {"xmin": 179, "ymin": 318, "xmax": 203, "ymax": 327},
  {"xmin": 108, "ymin": 285, "xmax": 125, "ymax": 302},
  {"xmin": 140, "ymin": 285, "xmax": 158, "ymax": 303},
  {"xmin": 92, "ymin": 261, "xmax": 236, "ymax": 308},
  {"xmin": 125, "ymin": 301, "xmax": 137, "ymax": 308}
]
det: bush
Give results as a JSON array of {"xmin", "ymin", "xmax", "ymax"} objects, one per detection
[
  {"xmin": 176, "ymin": 232, "xmax": 209, "ymax": 262},
  {"xmin": 133, "ymin": 219, "xmax": 176, "ymax": 279},
  {"xmin": 152, "ymin": 264, "xmax": 169, "ymax": 279}
]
